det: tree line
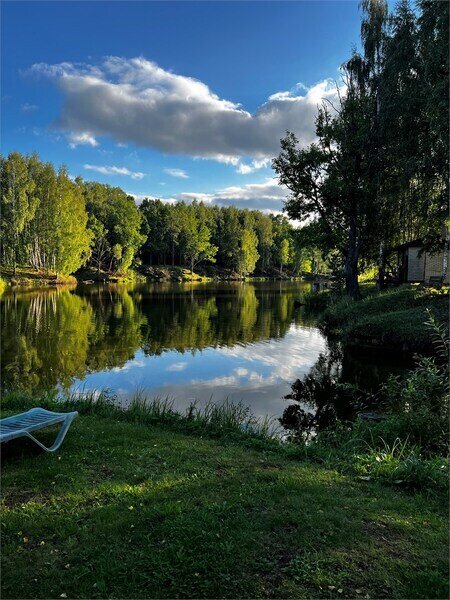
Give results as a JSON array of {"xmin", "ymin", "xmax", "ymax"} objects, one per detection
[
  {"xmin": 274, "ymin": 0, "xmax": 449, "ymax": 298},
  {"xmin": 138, "ymin": 198, "xmax": 311, "ymax": 276},
  {"xmin": 0, "ymin": 151, "xmax": 323, "ymax": 278},
  {"xmin": 0, "ymin": 153, "xmax": 146, "ymax": 277}
]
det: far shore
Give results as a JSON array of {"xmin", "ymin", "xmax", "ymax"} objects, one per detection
[{"xmin": 0, "ymin": 265, "xmax": 329, "ymax": 289}]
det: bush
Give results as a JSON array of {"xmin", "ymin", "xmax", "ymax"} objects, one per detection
[
  {"xmin": 303, "ymin": 289, "xmax": 334, "ymax": 311},
  {"xmin": 352, "ymin": 440, "xmax": 448, "ymax": 493}
]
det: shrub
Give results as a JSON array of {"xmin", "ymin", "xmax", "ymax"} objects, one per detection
[
  {"xmin": 352, "ymin": 439, "xmax": 448, "ymax": 493},
  {"xmin": 303, "ymin": 289, "xmax": 334, "ymax": 312}
]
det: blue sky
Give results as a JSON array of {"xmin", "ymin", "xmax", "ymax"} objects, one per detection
[{"xmin": 2, "ymin": 1, "xmax": 365, "ymax": 212}]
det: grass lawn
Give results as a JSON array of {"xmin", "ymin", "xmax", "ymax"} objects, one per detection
[{"xmin": 1, "ymin": 414, "xmax": 448, "ymax": 599}]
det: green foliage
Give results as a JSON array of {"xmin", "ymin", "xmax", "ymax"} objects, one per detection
[
  {"xmin": 119, "ymin": 246, "xmax": 134, "ymax": 273},
  {"xmin": 238, "ymin": 228, "xmax": 259, "ymax": 276},
  {"xmin": 378, "ymin": 355, "xmax": 448, "ymax": 453},
  {"xmin": 279, "ymin": 319, "xmax": 448, "ymax": 493},
  {"xmin": 320, "ymin": 286, "xmax": 448, "ymax": 353},
  {"xmin": 0, "ymin": 152, "xmax": 299, "ymax": 280},
  {"xmin": 278, "ymin": 238, "xmax": 290, "ymax": 271},
  {"xmin": 1, "ymin": 154, "xmax": 92, "ymax": 276},
  {"xmin": 53, "ymin": 169, "xmax": 93, "ymax": 275},
  {"xmin": 303, "ymin": 289, "xmax": 333, "ymax": 312},
  {"xmin": 139, "ymin": 199, "xmax": 295, "ymax": 277},
  {"xmin": 0, "ymin": 152, "xmax": 37, "ymax": 272},
  {"xmin": 274, "ymin": 0, "xmax": 449, "ymax": 294},
  {"xmin": 82, "ymin": 180, "xmax": 145, "ymax": 273},
  {"xmin": 351, "ymin": 438, "xmax": 448, "ymax": 493},
  {"xmin": 181, "ymin": 203, "xmax": 218, "ymax": 274}
]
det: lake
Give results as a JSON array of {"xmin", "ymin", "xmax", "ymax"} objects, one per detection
[{"xmin": 1, "ymin": 281, "xmax": 407, "ymax": 420}]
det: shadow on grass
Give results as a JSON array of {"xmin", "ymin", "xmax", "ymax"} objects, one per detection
[{"xmin": 1, "ymin": 417, "xmax": 448, "ymax": 599}]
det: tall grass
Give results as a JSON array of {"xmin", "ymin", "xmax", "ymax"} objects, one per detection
[
  {"xmin": 2, "ymin": 388, "xmax": 280, "ymax": 443},
  {"xmin": 2, "ymin": 382, "xmax": 446, "ymax": 494}
]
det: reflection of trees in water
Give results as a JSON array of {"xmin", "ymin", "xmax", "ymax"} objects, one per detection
[
  {"xmin": 279, "ymin": 343, "xmax": 399, "ymax": 441},
  {"xmin": 85, "ymin": 287, "xmax": 146, "ymax": 371},
  {"xmin": 2, "ymin": 283, "xmax": 308, "ymax": 393},
  {"xmin": 2, "ymin": 288, "xmax": 94, "ymax": 392},
  {"xmin": 139, "ymin": 284, "xmax": 298, "ymax": 354}
]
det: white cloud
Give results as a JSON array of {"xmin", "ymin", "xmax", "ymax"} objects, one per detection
[
  {"xmin": 69, "ymin": 131, "xmax": 98, "ymax": 148},
  {"xmin": 234, "ymin": 367, "xmax": 249, "ymax": 377},
  {"xmin": 221, "ymin": 327, "xmax": 326, "ymax": 383},
  {"xmin": 191, "ymin": 178, "xmax": 289, "ymax": 211},
  {"xmin": 176, "ymin": 192, "xmax": 215, "ymax": 204},
  {"xmin": 236, "ymin": 158, "xmax": 271, "ymax": 175},
  {"xmin": 236, "ymin": 163, "xmax": 254, "ymax": 175},
  {"xmin": 21, "ymin": 102, "xmax": 38, "ymax": 112},
  {"xmin": 110, "ymin": 358, "xmax": 146, "ymax": 372},
  {"xmin": 84, "ymin": 164, "xmax": 145, "ymax": 180},
  {"xmin": 128, "ymin": 177, "xmax": 288, "ymax": 212},
  {"xmin": 166, "ymin": 362, "xmax": 188, "ymax": 372},
  {"xmin": 29, "ymin": 56, "xmax": 341, "ymax": 162},
  {"xmin": 128, "ymin": 193, "xmax": 178, "ymax": 205},
  {"xmin": 164, "ymin": 168, "xmax": 189, "ymax": 179}
]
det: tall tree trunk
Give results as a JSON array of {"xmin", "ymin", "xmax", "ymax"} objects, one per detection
[
  {"xmin": 345, "ymin": 221, "xmax": 361, "ymax": 300},
  {"xmin": 377, "ymin": 240, "xmax": 387, "ymax": 290}
]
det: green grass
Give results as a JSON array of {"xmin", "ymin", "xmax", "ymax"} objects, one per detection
[
  {"xmin": 1, "ymin": 400, "xmax": 449, "ymax": 599},
  {"xmin": 2, "ymin": 390, "xmax": 278, "ymax": 444},
  {"xmin": 320, "ymin": 286, "xmax": 448, "ymax": 354}
]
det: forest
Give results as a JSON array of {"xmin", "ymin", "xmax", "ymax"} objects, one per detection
[
  {"xmin": 1, "ymin": 0, "xmax": 448, "ymax": 295},
  {"xmin": 0, "ymin": 153, "xmax": 320, "ymax": 280}
]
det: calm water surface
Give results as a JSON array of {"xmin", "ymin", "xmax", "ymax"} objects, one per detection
[{"xmin": 1, "ymin": 281, "xmax": 406, "ymax": 419}]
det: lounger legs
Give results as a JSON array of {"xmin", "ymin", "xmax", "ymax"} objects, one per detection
[{"xmin": 23, "ymin": 413, "xmax": 77, "ymax": 452}]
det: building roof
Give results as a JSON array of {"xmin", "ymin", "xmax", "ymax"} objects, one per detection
[{"xmin": 393, "ymin": 239, "xmax": 423, "ymax": 251}]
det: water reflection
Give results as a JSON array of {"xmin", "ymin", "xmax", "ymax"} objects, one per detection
[
  {"xmin": 280, "ymin": 344, "xmax": 410, "ymax": 439},
  {"xmin": 2, "ymin": 281, "xmax": 328, "ymax": 416}
]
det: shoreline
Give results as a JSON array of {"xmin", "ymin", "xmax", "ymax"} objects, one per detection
[{"xmin": 0, "ymin": 265, "xmax": 322, "ymax": 289}]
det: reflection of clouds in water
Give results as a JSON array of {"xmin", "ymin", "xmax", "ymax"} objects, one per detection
[
  {"xmin": 165, "ymin": 362, "xmax": 188, "ymax": 372},
  {"xmin": 110, "ymin": 358, "xmax": 146, "ymax": 372},
  {"xmin": 72, "ymin": 324, "xmax": 326, "ymax": 419},
  {"xmin": 220, "ymin": 326, "xmax": 326, "ymax": 382}
]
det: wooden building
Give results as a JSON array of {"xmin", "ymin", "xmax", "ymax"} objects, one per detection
[{"xmin": 395, "ymin": 240, "xmax": 449, "ymax": 284}]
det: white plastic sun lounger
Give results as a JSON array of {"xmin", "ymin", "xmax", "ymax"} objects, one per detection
[{"xmin": 0, "ymin": 408, "xmax": 78, "ymax": 452}]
